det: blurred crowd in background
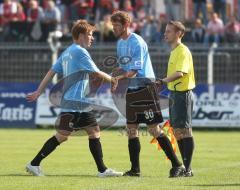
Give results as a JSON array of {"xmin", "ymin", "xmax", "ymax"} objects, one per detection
[{"xmin": 0, "ymin": 0, "xmax": 240, "ymax": 45}]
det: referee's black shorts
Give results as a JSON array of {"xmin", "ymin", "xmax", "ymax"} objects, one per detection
[
  {"xmin": 126, "ymin": 84, "xmax": 163, "ymax": 125},
  {"xmin": 169, "ymin": 90, "xmax": 194, "ymax": 128}
]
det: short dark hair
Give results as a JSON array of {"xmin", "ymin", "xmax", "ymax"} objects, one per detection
[
  {"xmin": 71, "ymin": 20, "xmax": 96, "ymax": 40},
  {"xmin": 168, "ymin": 21, "xmax": 185, "ymax": 38},
  {"xmin": 110, "ymin": 11, "xmax": 131, "ymax": 25}
]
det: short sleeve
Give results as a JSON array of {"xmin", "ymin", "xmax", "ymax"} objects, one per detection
[
  {"xmin": 76, "ymin": 49, "xmax": 100, "ymax": 72},
  {"xmin": 51, "ymin": 55, "xmax": 63, "ymax": 74},
  {"xmin": 129, "ymin": 43, "xmax": 143, "ymax": 70}
]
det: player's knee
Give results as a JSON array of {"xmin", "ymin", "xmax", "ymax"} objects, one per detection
[
  {"xmin": 126, "ymin": 125, "xmax": 139, "ymax": 139},
  {"xmin": 147, "ymin": 124, "xmax": 161, "ymax": 138},
  {"xmin": 173, "ymin": 128, "xmax": 193, "ymax": 140},
  {"xmin": 88, "ymin": 131, "xmax": 100, "ymax": 139},
  {"xmin": 86, "ymin": 126, "xmax": 101, "ymax": 139},
  {"xmin": 55, "ymin": 133, "xmax": 69, "ymax": 143}
]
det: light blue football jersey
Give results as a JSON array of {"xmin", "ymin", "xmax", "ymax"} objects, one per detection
[
  {"xmin": 117, "ymin": 33, "xmax": 155, "ymax": 88},
  {"xmin": 51, "ymin": 43, "xmax": 100, "ymax": 112}
]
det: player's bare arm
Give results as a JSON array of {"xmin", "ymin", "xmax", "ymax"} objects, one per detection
[
  {"xmin": 94, "ymin": 71, "xmax": 118, "ymax": 86},
  {"xmin": 26, "ymin": 69, "xmax": 55, "ymax": 102},
  {"xmin": 93, "ymin": 71, "xmax": 118, "ymax": 92},
  {"xmin": 111, "ymin": 69, "xmax": 137, "ymax": 92},
  {"xmin": 116, "ymin": 70, "xmax": 137, "ymax": 80}
]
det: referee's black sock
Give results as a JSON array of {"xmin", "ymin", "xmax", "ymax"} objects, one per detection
[
  {"xmin": 128, "ymin": 137, "xmax": 141, "ymax": 173},
  {"xmin": 156, "ymin": 135, "xmax": 182, "ymax": 167},
  {"xmin": 177, "ymin": 137, "xmax": 194, "ymax": 171},
  {"xmin": 31, "ymin": 136, "xmax": 60, "ymax": 166},
  {"xmin": 89, "ymin": 138, "xmax": 107, "ymax": 173}
]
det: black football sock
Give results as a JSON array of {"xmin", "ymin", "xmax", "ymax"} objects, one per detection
[
  {"xmin": 177, "ymin": 139, "xmax": 184, "ymax": 162},
  {"xmin": 178, "ymin": 137, "xmax": 194, "ymax": 171},
  {"xmin": 31, "ymin": 136, "xmax": 60, "ymax": 166},
  {"xmin": 128, "ymin": 137, "xmax": 141, "ymax": 173},
  {"xmin": 156, "ymin": 134, "xmax": 182, "ymax": 167},
  {"xmin": 89, "ymin": 138, "xmax": 107, "ymax": 173}
]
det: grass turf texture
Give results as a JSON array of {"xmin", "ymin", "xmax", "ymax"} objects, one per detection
[{"xmin": 0, "ymin": 129, "xmax": 239, "ymax": 190}]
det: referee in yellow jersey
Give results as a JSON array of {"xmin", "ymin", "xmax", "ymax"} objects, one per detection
[{"xmin": 157, "ymin": 21, "xmax": 195, "ymax": 177}]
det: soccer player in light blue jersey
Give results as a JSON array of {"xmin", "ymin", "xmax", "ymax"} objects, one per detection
[
  {"xmin": 25, "ymin": 20, "xmax": 122, "ymax": 177},
  {"xmin": 111, "ymin": 11, "xmax": 183, "ymax": 177}
]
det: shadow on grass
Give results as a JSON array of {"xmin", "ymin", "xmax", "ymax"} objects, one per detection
[
  {"xmin": 186, "ymin": 184, "xmax": 240, "ymax": 187},
  {"xmin": 0, "ymin": 173, "xmax": 155, "ymax": 178},
  {"xmin": 0, "ymin": 174, "xmax": 31, "ymax": 177},
  {"xmin": 0, "ymin": 173, "xmax": 97, "ymax": 178}
]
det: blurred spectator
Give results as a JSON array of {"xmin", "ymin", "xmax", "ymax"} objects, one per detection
[
  {"xmin": 26, "ymin": 0, "xmax": 44, "ymax": 41},
  {"xmin": 91, "ymin": 0, "xmax": 99, "ymax": 22},
  {"xmin": 164, "ymin": 0, "xmax": 181, "ymax": 20},
  {"xmin": 55, "ymin": 0, "xmax": 71, "ymax": 36},
  {"xmin": 224, "ymin": 16, "xmax": 240, "ymax": 43},
  {"xmin": 0, "ymin": 0, "xmax": 18, "ymax": 26},
  {"xmin": 69, "ymin": 0, "xmax": 93, "ymax": 21},
  {"xmin": 18, "ymin": 0, "xmax": 28, "ymax": 13},
  {"xmin": 141, "ymin": 0, "xmax": 150, "ymax": 15},
  {"xmin": 132, "ymin": 20, "xmax": 141, "ymax": 34},
  {"xmin": 142, "ymin": 0, "xmax": 165, "ymax": 20},
  {"xmin": 92, "ymin": 0, "xmax": 115, "ymax": 24},
  {"xmin": 140, "ymin": 15, "xmax": 157, "ymax": 43},
  {"xmin": 7, "ymin": 2, "xmax": 26, "ymax": 41},
  {"xmin": 120, "ymin": 0, "xmax": 134, "ymax": 19},
  {"xmin": 212, "ymin": 0, "xmax": 227, "ymax": 24},
  {"xmin": 156, "ymin": 14, "xmax": 168, "ymax": 42},
  {"xmin": 133, "ymin": 0, "xmax": 144, "ymax": 12},
  {"xmin": 204, "ymin": 12, "xmax": 224, "ymax": 45},
  {"xmin": 13, "ymin": 2, "xmax": 26, "ymax": 21},
  {"xmin": 55, "ymin": 0, "xmax": 70, "ymax": 21},
  {"xmin": 27, "ymin": 0, "xmax": 44, "ymax": 22},
  {"xmin": 136, "ymin": 6, "xmax": 146, "ymax": 21},
  {"xmin": 0, "ymin": 0, "xmax": 18, "ymax": 41},
  {"xmin": 238, "ymin": 0, "xmax": 240, "ymax": 20},
  {"xmin": 191, "ymin": 18, "xmax": 205, "ymax": 43},
  {"xmin": 120, "ymin": 0, "xmax": 143, "ymax": 18},
  {"xmin": 1, "ymin": 0, "xmax": 240, "ymax": 43},
  {"xmin": 192, "ymin": 0, "xmax": 207, "ymax": 25},
  {"xmin": 41, "ymin": 0, "xmax": 61, "ymax": 41},
  {"xmin": 98, "ymin": 14, "xmax": 116, "ymax": 42}
]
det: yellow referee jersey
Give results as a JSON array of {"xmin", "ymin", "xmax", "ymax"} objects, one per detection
[{"xmin": 167, "ymin": 43, "xmax": 195, "ymax": 91}]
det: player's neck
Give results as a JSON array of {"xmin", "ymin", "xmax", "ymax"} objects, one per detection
[
  {"xmin": 74, "ymin": 40, "xmax": 86, "ymax": 48},
  {"xmin": 171, "ymin": 39, "xmax": 181, "ymax": 50},
  {"xmin": 121, "ymin": 29, "xmax": 131, "ymax": 40}
]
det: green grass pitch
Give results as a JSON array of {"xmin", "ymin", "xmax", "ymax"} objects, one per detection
[{"xmin": 0, "ymin": 128, "xmax": 240, "ymax": 190}]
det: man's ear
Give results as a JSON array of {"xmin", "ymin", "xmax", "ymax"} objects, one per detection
[
  {"xmin": 77, "ymin": 33, "xmax": 83, "ymax": 41},
  {"xmin": 176, "ymin": 30, "xmax": 182, "ymax": 38}
]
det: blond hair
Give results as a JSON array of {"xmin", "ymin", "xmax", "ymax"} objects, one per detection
[{"xmin": 168, "ymin": 21, "xmax": 186, "ymax": 38}]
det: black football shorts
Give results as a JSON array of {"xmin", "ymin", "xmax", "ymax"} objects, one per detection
[
  {"xmin": 126, "ymin": 84, "xmax": 163, "ymax": 125},
  {"xmin": 55, "ymin": 111, "xmax": 98, "ymax": 135}
]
